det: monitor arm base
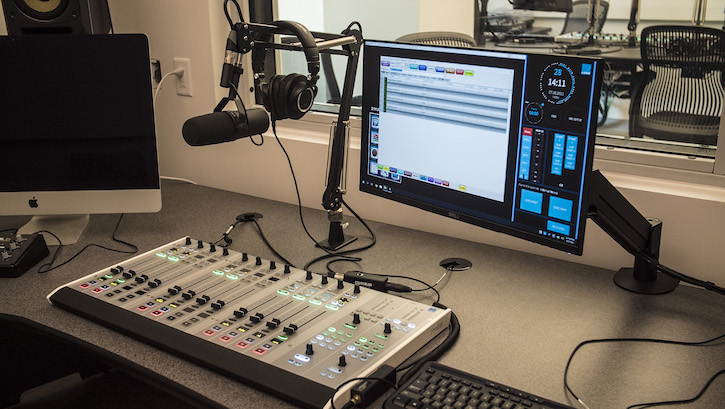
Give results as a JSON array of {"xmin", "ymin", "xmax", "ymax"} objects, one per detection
[{"xmin": 18, "ymin": 214, "xmax": 90, "ymax": 246}]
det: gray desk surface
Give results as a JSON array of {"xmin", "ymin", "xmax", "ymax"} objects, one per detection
[{"xmin": 1, "ymin": 180, "xmax": 724, "ymax": 408}]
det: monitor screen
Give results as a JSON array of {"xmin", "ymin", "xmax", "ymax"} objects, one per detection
[
  {"xmin": 0, "ymin": 34, "xmax": 161, "ymax": 242},
  {"xmin": 359, "ymin": 40, "xmax": 602, "ymax": 255}
]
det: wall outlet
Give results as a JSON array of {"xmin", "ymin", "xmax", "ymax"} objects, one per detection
[
  {"xmin": 173, "ymin": 57, "xmax": 193, "ymax": 97},
  {"xmin": 150, "ymin": 58, "xmax": 161, "ymax": 89}
]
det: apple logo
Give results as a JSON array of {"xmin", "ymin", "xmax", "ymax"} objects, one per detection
[{"xmin": 28, "ymin": 197, "xmax": 38, "ymax": 208}]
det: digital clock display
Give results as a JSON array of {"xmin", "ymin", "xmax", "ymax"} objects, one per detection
[{"xmin": 540, "ymin": 62, "xmax": 575, "ymax": 104}]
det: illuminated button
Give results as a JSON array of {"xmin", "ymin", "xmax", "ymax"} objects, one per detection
[
  {"xmin": 104, "ymin": 274, "xmax": 113, "ymax": 279},
  {"xmin": 294, "ymin": 353, "xmax": 311, "ymax": 363},
  {"xmin": 168, "ymin": 256, "xmax": 179, "ymax": 262},
  {"xmin": 236, "ymin": 341, "xmax": 250, "ymax": 349},
  {"xmin": 219, "ymin": 335, "xmax": 232, "ymax": 342},
  {"xmin": 203, "ymin": 329, "xmax": 216, "ymax": 336},
  {"xmin": 226, "ymin": 274, "xmax": 238, "ymax": 280},
  {"xmin": 212, "ymin": 270, "xmax": 224, "ymax": 275},
  {"xmin": 292, "ymin": 294, "xmax": 306, "ymax": 301},
  {"xmin": 309, "ymin": 299, "xmax": 322, "ymax": 306},
  {"xmin": 79, "ymin": 283, "xmax": 91, "ymax": 289},
  {"xmin": 325, "ymin": 304, "xmax": 339, "ymax": 311},
  {"xmin": 277, "ymin": 289, "xmax": 290, "ymax": 296},
  {"xmin": 156, "ymin": 252, "xmax": 167, "ymax": 258}
]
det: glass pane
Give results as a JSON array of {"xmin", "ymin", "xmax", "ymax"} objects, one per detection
[{"xmin": 274, "ymin": 0, "xmax": 724, "ymax": 159}]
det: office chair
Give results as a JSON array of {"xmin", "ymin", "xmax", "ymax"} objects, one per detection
[
  {"xmin": 629, "ymin": 25, "xmax": 725, "ymax": 146},
  {"xmin": 561, "ymin": 0, "xmax": 609, "ymax": 34},
  {"xmin": 395, "ymin": 31, "xmax": 477, "ymax": 48}
]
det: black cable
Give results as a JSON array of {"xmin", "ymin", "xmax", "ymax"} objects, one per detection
[
  {"xmin": 250, "ymin": 218, "xmax": 293, "ymax": 266},
  {"xmin": 223, "ymin": 0, "xmax": 244, "ymax": 28},
  {"xmin": 564, "ymin": 333, "xmax": 725, "ymax": 408},
  {"xmin": 271, "ymin": 121, "xmax": 376, "ymax": 270},
  {"xmin": 229, "ymin": 83, "xmax": 264, "ymax": 146},
  {"xmin": 37, "ymin": 214, "xmax": 138, "ymax": 274},
  {"xmin": 396, "ymin": 310, "xmax": 460, "ymax": 386},
  {"xmin": 626, "ymin": 369, "xmax": 725, "ymax": 409}
]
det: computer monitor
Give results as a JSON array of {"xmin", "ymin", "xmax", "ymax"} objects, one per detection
[
  {"xmin": 359, "ymin": 40, "xmax": 602, "ymax": 255},
  {"xmin": 0, "ymin": 34, "xmax": 161, "ymax": 245},
  {"xmin": 512, "ymin": 0, "xmax": 573, "ymax": 13}
]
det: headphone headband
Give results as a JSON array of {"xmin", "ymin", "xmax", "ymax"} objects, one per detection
[{"xmin": 272, "ymin": 20, "xmax": 320, "ymax": 79}]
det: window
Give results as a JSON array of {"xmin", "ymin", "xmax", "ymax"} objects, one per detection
[{"xmin": 264, "ymin": 0, "xmax": 725, "ymax": 174}]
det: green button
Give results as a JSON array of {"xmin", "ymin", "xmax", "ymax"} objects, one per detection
[
  {"xmin": 117, "ymin": 279, "xmax": 125, "ymax": 283},
  {"xmin": 323, "ymin": 331, "xmax": 330, "ymax": 336},
  {"xmin": 309, "ymin": 299, "xmax": 322, "ymax": 306},
  {"xmin": 375, "ymin": 334, "xmax": 389, "ymax": 340},
  {"xmin": 346, "ymin": 333, "xmax": 353, "ymax": 338},
  {"xmin": 105, "ymin": 274, "xmax": 113, "ymax": 279},
  {"xmin": 277, "ymin": 289, "xmax": 290, "ymax": 296},
  {"xmin": 354, "ymin": 342, "xmax": 361, "ymax": 346},
  {"xmin": 344, "ymin": 324, "xmax": 357, "ymax": 330},
  {"xmin": 293, "ymin": 294, "xmax": 306, "ymax": 301},
  {"xmin": 278, "ymin": 335, "xmax": 288, "ymax": 341},
  {"xmin": 156, "ymin": 252, "xmax": 167, "ymax": 258},
  {"xmin": 167, "ymin": 256, "xmax": 179, "ymax": 262},
  {"xmin": 359, "ymin": 337, "xmax": 368, "ymax": 343},
  {"xmin": 341, "ymin": 337, "xmax": 348, "ymax": 342},
  {"xmin": 372, "ymin": 348, "xmax": 379, "ymax": 353},
  {"xmin": 328, "ymin": 327, "xmax": 336, "ymax": 333},
  {"xmin": 226, "ymin": 274, "xmax": 238, "ymax": 280},
  {"xmin": 378, "ymin": 343, "xmax": 385, "ymax": 348},
  {"xmin": 363, "ymin": 344, "xmax": 370, "ymax": 350},
  {"xmin": 325, "ymin": 304, "xmax": 339, "ymax": 311},
  {"xmin": 212, "ymin": 270, "xmax": 224, "ymax": 275}
]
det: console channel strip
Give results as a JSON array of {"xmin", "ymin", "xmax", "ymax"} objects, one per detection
[{"xmin": 48, "ymin": 237, "xmax": 452, "ymax": 409}]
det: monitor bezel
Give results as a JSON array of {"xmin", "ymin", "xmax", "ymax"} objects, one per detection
[{"xmin": 359, "ymin": 40, "xmax": 602, "ymax": 255}]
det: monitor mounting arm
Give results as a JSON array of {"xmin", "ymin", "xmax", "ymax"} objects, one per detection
[
  {"xmin": 587, "ymin": 170, "xmax": 679, "ymax": 294},
  {"xmin": 244, "ymin": 22, "xmax": 363, "ymax": 250}
]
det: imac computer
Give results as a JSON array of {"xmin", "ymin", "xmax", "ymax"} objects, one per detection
[
  {"xmin": 360, "ymin": 40, "xmax": 601, "ymax": 256},
  {"xmin": 0, "ymin": 34, "xmax": 161, "ymax": 245}
]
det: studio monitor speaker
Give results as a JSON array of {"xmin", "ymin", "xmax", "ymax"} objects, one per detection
[{"xmin": 1, "ymin": 0, "xmax": 111, "ymax": 34}]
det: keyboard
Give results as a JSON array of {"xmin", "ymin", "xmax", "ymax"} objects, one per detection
[{"xmin": 384, "ymin": 361, "xmax": 575, "ymax": 409}]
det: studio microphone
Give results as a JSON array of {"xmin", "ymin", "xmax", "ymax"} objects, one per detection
[{"xmin": 182, "ymin": 108, "xmax": 269, "ymax": 147}]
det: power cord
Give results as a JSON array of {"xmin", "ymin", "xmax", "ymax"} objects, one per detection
[
  {"xmin": 37, "ymin": 214, "xmax": 138, "ymax": 273},
  {"xmin": 564, "ymin": 333, "xmax": 725, "ymax": 409},
  {"xmin": 152, "ymin": 66, "xmax": 185, "ymax": 109}
]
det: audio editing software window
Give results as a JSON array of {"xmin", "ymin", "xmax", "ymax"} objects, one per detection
[
  {"xmin": 360, "ymin": 41, "xmax": 601, "ymax": 255},
  {"xmin": 369, "ymin": 55, "xmax": 515, "ymax": 202}
]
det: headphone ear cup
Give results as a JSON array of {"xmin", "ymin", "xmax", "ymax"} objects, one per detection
[
  {"xmin": 278, "ymin": 74, "xmax": 317, "ymax": 120},
  {"xmin": 273, "ymin": 74, "xmax": 301, "ymax": 120}
]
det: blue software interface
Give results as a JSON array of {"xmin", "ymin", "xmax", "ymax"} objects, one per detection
[{"xmin": 359, "ymin": 40, "xmax": 602, "ymax": 255}]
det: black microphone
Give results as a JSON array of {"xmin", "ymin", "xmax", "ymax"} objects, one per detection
[{"xmin": 182, "ymin": 108, "xmax": 269, "ymax": 147}]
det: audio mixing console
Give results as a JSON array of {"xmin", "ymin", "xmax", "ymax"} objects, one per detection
[{"xmin": 48, "ymin": 237, "xmax": 451, "ymax": 408}]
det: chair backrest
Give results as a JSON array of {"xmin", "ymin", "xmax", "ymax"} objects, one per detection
[
  {"xmin": 629, "ymin": 25, "xmax": 725, "ymax": 145},
  {"xmin": 561, "ymin": 0, "xmax": 609, "ymax": 34},
  {"xmin": 395, "ymin": 31, "xmax": 477, "ymax": 48}
]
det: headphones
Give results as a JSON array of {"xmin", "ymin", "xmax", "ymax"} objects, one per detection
[{"xmin": 256, "ymin": 20, "xmax": 320, "ymax": 121}]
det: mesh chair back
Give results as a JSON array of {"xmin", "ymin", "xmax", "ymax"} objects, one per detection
[
  {"xmin": 629, "ymin": 25, "xmax": 725, "ymax": 145},
  {"xmin": 395, "ymin": 31, "xmax": 477, "ymax": 48}
]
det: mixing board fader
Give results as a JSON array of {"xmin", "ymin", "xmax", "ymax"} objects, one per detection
[{"xmin": 48, "ymin": 237, "xmax": 451, "ymax": 409}]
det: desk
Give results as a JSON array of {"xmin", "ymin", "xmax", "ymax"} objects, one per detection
[
  {"xmin": 481, "ymin": 40, "xmax": 642, "ymax": 62},
  {"xmin": 1, "ymin": 180, "xmax": 724, "ymax": 408}
]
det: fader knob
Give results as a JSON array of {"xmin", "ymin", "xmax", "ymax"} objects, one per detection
[
  {"xmin": 255, "ymin": 256, "xmax": 262, "ymax": 266},
  {"xmin": 270, "ymin": 261, "xmax": 276, "ymax": 270},
  {"xmin": 242, "ymin": 252, "xmax": 248, "ymax": 262},
  {"xmin": 135, "ymin": 274, "xmax": 149, "ymax": 283},
  {"xmin": 196, "ymin": 295, "xmax": 211, "ymax": 305},
  {"xmin": 182, "ymin": 290, "xmax": 196, "ymax": 300},
  {"xmin": 197, "ymin": 240, "xmax": 203, "ymax": 249},
  {"xmin": 234, "ymin": 308, "xmax": 248, "ymax": 318},
  {"xmin": 123, "ymin": 270, "xmax": 136, "ymax": 279},
  {"xmin": 306, "ymin": 271, "xmax": 313, "ymax": 280},
  {"xmin": 354, "ymin": 285, "xmax": 361, "ymax": 294},
  {"xmin": 283, "ymin": 324, "xmax": 298, "ymax": 335},
  {"xmin": 337, "ymin": 279, "xmax": 344, "ymax": 289},
  {"xmin": 353, "ymin": 313, "xmax": 361, "ymax": 325},
  {"xmin": 211, "ymin": 300, "xmax": 225, "ymax": 310},
  {"xmin": 168, "ymin": 285, "xmax": 182, "ymax": 295},
  {"xmin": 384, "ymin": 322, "xmax": 392, "ymax": 334},
  {"xmin": 284, "ymin": 265, "xmax": 291, "ymax": 274},
  {"xmin": 266, "ymin": 318, "xmax": 281, "ymax": 329},
  {"xmin": 222, "ymin": 248, "xmax": 229, "ymax": 256},
  {"xmin": 148, "ymin": 278, "xmax": 162, "ymax": 288},
  {"xmin": 250, "ymin": 312, "xmax": 264, "ymax": 323},
  {"xmin": 185, "ymin": 237, "xmax": 192, "ymax": 245},
  {"xmin": 305, "ymin": 343, "xmax": 314, "ymax": 355},
  {"xmin": 321, "ymin": 276, "xmax": 328, "ymax": 285},
  {"xmin": 210, "ymin": 243, "xmax": 216, "ymax": 253},
  {"xmin": 338, "ymin": 355, "xmax": 347, "ymax": 367}
]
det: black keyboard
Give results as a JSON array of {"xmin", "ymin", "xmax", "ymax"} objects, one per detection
[{"xmin": 384, "ymin": 361, "xmax": 575, "ymax": 409}]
